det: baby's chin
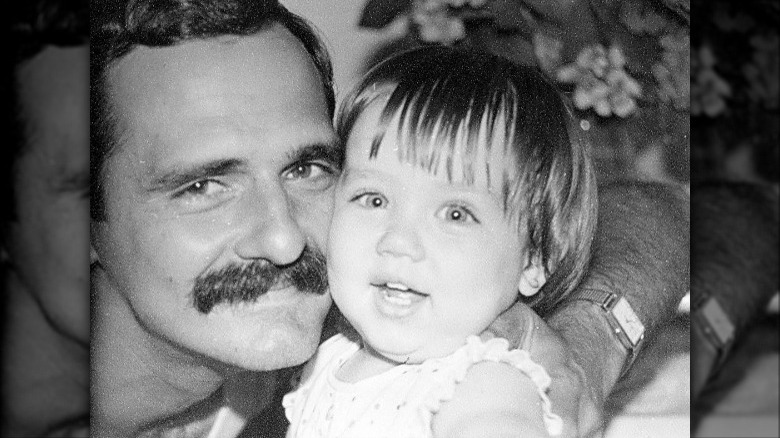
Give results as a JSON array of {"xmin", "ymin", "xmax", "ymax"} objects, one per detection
[{"xmin": 369, "ymin": 340, "xmax": 461, "ymax": 365}]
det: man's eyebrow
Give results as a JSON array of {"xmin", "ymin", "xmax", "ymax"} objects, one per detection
[
  {"xmin": 286, "ymin": 141, "xmax": 344, "ymax": 170},
  {"xmin": 149, "ymin": 159, "xmax": 246, "ymax": 191}
]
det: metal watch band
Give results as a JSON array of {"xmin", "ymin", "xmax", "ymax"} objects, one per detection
[{"xmin": 573, "ymin": 289, "xmax": 646, "ymax": 376}]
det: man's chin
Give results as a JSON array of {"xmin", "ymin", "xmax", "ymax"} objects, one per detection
[
  {"xmin": 219, "ymin": 326, "xmax": 324, "ymax": 371},
  {"xmin": 197, "ymin": 292, "xmax": 331, "ymax": 370}
]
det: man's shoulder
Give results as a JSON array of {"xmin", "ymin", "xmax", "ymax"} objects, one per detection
[{"xmin": 137, "ymin": 386, "xmax": 230, "ymax": 438}]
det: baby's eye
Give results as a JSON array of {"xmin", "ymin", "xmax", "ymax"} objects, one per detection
[
  {"xmin": 352, "ymin": 192, "xmax": 388, "ymax": 209},
  {"xmin": 438, "ymin": 204, "xmax": 479, "ymax": 224}
]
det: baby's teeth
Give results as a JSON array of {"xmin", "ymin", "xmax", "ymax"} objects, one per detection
[
  {"xmin": 386, "ymin": 282, "xmax": 409, "ymax": 291},
  {"xmin": 383, "ymin": 289, "xmax": 412, "ymax": 306}
]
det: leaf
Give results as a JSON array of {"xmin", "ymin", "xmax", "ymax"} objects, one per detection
[
  {"xmin": 651, "ymin": 0, "xmax": 690, "ymax": 24},
  {"xmin": 359, "ymin": 0, "xmax": 413, "ymax": 29},
  {"xmin": 483, "ymin": 0, "xmax": 532, "ymax": 30}
]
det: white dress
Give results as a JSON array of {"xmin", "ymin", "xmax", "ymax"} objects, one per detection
[{"xmin": 283, "ymin": 334, "xmax": 563, "ymax": 438}]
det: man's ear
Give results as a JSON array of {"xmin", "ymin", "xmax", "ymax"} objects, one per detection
[{"xmin": 518, "ymin": 259, "xmax": 546, "ymax": 297}]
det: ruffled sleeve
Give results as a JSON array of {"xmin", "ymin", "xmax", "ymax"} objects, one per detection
[
  {"xmin": 282, "ymin": 334, "xmax": 357, "ymax": 425},
  {"xmin": 419, "ymin": 336, "xmax": 563, "ymax": 437}
]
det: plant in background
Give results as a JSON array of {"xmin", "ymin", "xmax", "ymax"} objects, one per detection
[
  {"xmin": 359, "ymin": 0, "xmax": 777, "ymax": 182},
  {"xmin": 690, "ymin": 45, "xmax": 731, "ymax": 117},
  {"xmin": 742, "ymin": 33, "xmax": 779, "ymax": 110},
  {"xmin": 688, "ymin": 0, "xmax": 779, "ymax": 182},
  {"xmin": 555, "ymin": 44, "xmax": 643, "ymax": 118},
  {"xmin": 359, "ymin": 0, "xmax": 692, "ymax": 181},
  {"xmin": 411, "ymin": 0, "xmax": 486, "ymax": 44},
  {"xmin": 653, "ymin": 32, "xmax": 690, "ymax": 111},
  {"xmin": 361, "ymin": 0, "xmax": 688, "ymax": 121}
]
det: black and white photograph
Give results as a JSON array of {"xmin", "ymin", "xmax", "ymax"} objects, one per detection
[{"xmin": 1, "ymin": 0, "xmax": 777, "ymax": 437}]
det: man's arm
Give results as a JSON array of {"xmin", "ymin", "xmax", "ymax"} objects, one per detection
[
  {"xmin": 689, "ymin": 182, "xmax": 778, "ymax": 400},
  {"xmin": 547, "ymin": 180, "xmax": 690, "ymax": 434},
  {"xmin": 488, "ymin": 180, "xmax": 690, "ymax": 437}
]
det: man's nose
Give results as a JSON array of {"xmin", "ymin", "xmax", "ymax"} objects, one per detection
[
  {"xmin": 233, "ymin": 183, "xmax": 306, "ymax": 266},
  {"xmin": 376, "ymin": 220, "xmax": 425, "ymax": 262}
]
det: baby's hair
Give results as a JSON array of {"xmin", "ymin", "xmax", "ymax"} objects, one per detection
[{"xmin": 337, "ymin": 46, "xmax": 597, "ymax": 316}]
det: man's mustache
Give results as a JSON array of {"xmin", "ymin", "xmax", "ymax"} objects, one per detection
[{"xmin": 192, "ymin": 246, "xmax": 328, "ymax": 314}]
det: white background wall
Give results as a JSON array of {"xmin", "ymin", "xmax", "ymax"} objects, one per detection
[{"xmin": 281, "ymin": 0, "xmax": 406, "ymax": 107}]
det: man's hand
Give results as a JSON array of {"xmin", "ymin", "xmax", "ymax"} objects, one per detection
[{"xmin": 484, "ymin": 302, "xmax": 603, "ymax": 438}]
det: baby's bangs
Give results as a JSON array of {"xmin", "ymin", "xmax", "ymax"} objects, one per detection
[{"xmin": 373, "ymin": 76, "xmax": 520, "ymax": 193}]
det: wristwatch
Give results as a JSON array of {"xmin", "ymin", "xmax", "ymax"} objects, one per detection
[
  {"xmin": 691, "ymin": 295, "xmax": 735, "ymax": 373},
  {"xmin": 574, "ymin": 289, "xmax": 645, "ymax": 377}
]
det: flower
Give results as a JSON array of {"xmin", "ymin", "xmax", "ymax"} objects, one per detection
[
  {"xmin": 411, "ymin": 0, "xmax": 487, "ymax": 44},
  {"xmin": 690, "ymin": 45, "xmax": 732, "ymax": 117},
  {"xmin": 557, "ymin": 44, "xmax": 642, "ymax": 117}
]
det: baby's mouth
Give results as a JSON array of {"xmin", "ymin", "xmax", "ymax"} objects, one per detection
[{"xmin": 373, "ymin": 282, "xmax": 429, "ymax": 307}]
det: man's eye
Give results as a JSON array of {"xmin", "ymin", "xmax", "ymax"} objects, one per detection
[
  {"xmin": 438, "ymin": 204, "xmax": 479, "ymax": 224},
  {"xmin": 174, "ymin": 180, "xmax": 226, "ymax": 199},
  {"xmin": 282, "ymin": 161, "xmax": 338, "ymax": 192},
  {"xmin": 283, "ymin": 162, "xmax": 335, "ymax": 181},
  {"xmin": 352, "ymin": 192, "xmax": 387, "ymax": 209}
]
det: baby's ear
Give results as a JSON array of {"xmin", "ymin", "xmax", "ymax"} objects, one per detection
[{"xmin": 517, "ymin": 258, "xmax": 546, "ymax": 297}]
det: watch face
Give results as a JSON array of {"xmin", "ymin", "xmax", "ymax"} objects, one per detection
[
  {"xmin": 613, "ymin": 297, "xmax": 645, "ymax": 345},
  {"xmin": 701, "ymin": 298, "xmax": 735, "ymax": 344}
]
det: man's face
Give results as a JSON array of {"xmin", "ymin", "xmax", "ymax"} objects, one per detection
[
  {"xmin": 91, "ymin": 26, "xmax": 338, "ymax": 370},
  {"xmin": 5, "ymin": 46, "xmax": 90, "ymax": 344}
]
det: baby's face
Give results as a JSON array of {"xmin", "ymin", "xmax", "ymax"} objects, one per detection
[{"xmin": 328, "ymin": 102, "xmax": 526, "ymax": 363}]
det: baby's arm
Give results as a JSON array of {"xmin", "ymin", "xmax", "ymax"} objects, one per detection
[{"xmin": 432, "ymin": 361, "xmax": 554, "ymax": 438}]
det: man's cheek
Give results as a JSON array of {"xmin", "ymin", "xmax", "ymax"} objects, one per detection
[{"xmin": 295, "ymin": 197, "xmax": 334, "ymax": 248}]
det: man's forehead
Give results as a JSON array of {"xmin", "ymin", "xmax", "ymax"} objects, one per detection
[
  {"xmin": 105, "ymin": 24, "xmax": 334, "ymax": 162},
  {"xmin": 107, "ymin": 24, "xmax": 323, "ymax": 121}
]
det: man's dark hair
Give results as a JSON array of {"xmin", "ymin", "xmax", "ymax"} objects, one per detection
[
  {"xmin": 2, "ymin": 0, "xmax": 89, "ymax": 229},
  {"xmin": 89, "ymin": 0, "xmax": 336, "ymax": 220}
]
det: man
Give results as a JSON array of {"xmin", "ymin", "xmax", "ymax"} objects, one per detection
[
  {"xmin": 2, "ymin": 1, "xmax": 89, "ymax": 436},
  {"xmin": 90, "ymin": 0, "xmax": 688, "ymax": 436}
]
